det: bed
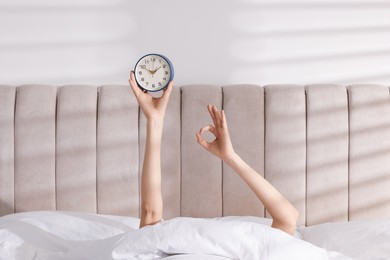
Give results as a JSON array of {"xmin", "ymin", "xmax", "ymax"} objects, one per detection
[{"xmin": 0, "ymin": 84, "xmax": 389, "ymax": 259}]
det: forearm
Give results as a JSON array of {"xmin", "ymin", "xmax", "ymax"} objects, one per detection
[
  {"xmin": 196, "ymin": 104, "xmax": 298, "ymax": 233},
  {"xmin": 225, "ymin": 154, "xmax": 299, "ymax": 234},
  {"xmin": 140, "ymin": 119, "xmax": 164, "ymax": 225}
]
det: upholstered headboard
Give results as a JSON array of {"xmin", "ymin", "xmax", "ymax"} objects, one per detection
[{"xmin": 0, "ymin": 84, "xmax": 390, "ymax": 226}]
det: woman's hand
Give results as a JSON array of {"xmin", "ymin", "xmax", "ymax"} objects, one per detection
[
  {"xmin": 128, "ymin": 71, "xmax": 173, "ymax": 122},
  {"xmin": 197, "ymin": 106, "xmax": 299, "ymax": 235},
  {"xmin": 196, "ymin": 105, "xmax": 236, "ymax": 163}
]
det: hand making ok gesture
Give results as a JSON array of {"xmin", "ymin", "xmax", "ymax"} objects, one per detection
[{"xmin": 196, "ymin": 105, "xmax": 236, "ymax": 163}]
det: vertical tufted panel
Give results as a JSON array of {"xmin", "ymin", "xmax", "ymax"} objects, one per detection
[
  {"xmin": 14, "ymin": 85, "xmax": 57, "ymax": 212},
  {"xmin": 181, "ymin": 85, "xmax": 222, "ymax": 217},
  {"xmin": 139, "ymin": 87, "xmax": 181, "ymax": 219},
  {"xmin": 97, "ymin": 85, "xmax": 139, "ymax": 217},
  {"xmin": 0, "ymin": 86, "xmax": 16, "ymax": 215},
  {"xmin": 222, "ymin": 85, "xmax": 265, "ymax": 217},
  {"xmin": 348, "ymin": 85, "xmax": 390, "ymax": 220},
  {"xmin": 3, "ymin": 83, "xmax": 390, "ymax": 223},
  {"xmin": 56, "ymin": 85, "xmax": 97, "ymax": 212},
  {"xmin": 306, "ymin": 85, "xmax": 349, "ymax": 226},
  {"xmin": 264, "ymin": 85, "xmax": 306, "ymax": 225}
]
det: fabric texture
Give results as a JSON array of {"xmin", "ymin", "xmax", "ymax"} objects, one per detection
[
  {"xmin": 0, "ymin": 84, "xmax": 390, "ymax": 225},
  {"xmin": 14, "ymin": 85, "xmax": 57, "ymax": 212},
  {"xmin": 0, "ymin": 211, "xmax": 352, "ymax": 260},
  {"xmin": 0, "ymin": 85, "xmax": 15, "ymax": 216},
  {"xmin": 306, "ymin": 84, "xmax": 349, "ymax": 225},
  {"xmin": 97, "ymin": 85, "xmax": 140, "ymax": 216}
]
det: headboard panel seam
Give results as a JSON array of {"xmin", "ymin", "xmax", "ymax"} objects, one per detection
[
  {"xmin": 346, "ymin": 87, "xmax": 351, "ymax": 221},
  {"xmin": 1, "ymin": 84, "xmax": 389, "ymax": 224}
]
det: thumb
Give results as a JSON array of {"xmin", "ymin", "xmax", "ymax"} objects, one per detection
[{"xmin": 160, "ymin": 80, "xmax": 173, "ymax": 105}]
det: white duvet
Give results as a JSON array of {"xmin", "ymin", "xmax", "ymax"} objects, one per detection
[
  {"xmin": 0, "ymin": 211, "xmax": 351, "ymax": 260},
  {"xmin": 299, "ymin": 219, "xmax": 390, "ymax": 260}
]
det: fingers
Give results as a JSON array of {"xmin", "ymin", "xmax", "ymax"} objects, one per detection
[
  {"xmin": 221, "ymin": 109, "xmax": 228, "ymax": 129},
  {"xmin": 212, "ymin": 105, "xmax": 223, "ymax": 128},
  {"xmin": 196, "ymin": 132, "xmax": 210, "ymax": 150},
  {"xmin": 196, "ymin": 125, "xmax": 217, "ymax": 150},
  {"xmin": 199, "ymin": 125, "xmax": 217, "ymax": 136},
  {"xmin": 129, "ymin": 71, "xmax": 142, "ymax": 97},
  {"xmin": 207, "ymin": 105, "xmax": 217, "ymax": 127},
  {"xmin": 207, "ymin": 104, "xmax": 226, "ymax": 130},
  {"xmin": 164, "ymin": 80, "xmax": 174, "ymax": 94},
  {"xmin": 160, "ymin": 80, "xmax": 173, "ymax": 106},
  {"xmin": 207, "ymin": 105, "xmax": 228, "ymax": 132},
  {"xmin": 129, "ymin": 70, "xmax": 136, "ymax": 86}
]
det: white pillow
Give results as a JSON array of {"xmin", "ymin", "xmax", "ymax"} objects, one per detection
[
  {"xmin": 213, "ymin": 215, "xmax": 303, "ymax": 239},
  {"xmin": 0, "ymin": 211, "xmax": 140, "ymax": 241},
  {"xmin": 298, "ymin": 219, "xmax": 390, "ymax": 260}
]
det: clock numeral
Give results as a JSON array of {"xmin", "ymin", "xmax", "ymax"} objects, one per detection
[
  {"xmin": 139, "ymin": 71, "xmax": 142, "ymax": 75},
  {"xmin": 151, "ymin": 58, "xmax": 156, "ymax": 62},
  {"xmin": 145, "ymin": 82, "xmax": 149, "ymax": 86},
  {"xmin": 141, "ymin": 78, "xmax": 144, "ymax": 82},
  {"xmin": 163, "ymin": 77, "xmax": 167, "ymax": 81},
  {"xmin": 163, "ymin": 64, "xmax": 167, "ymax": 68},
  {"xmin": 165, "ymin": 71, "xmax": 168, "ymax": 75},
  {"xmin": 145, "ymin": 60, "xmax": 149, "ymax": 64},
  {"xmin": 152, "ymin": 84, "xmax": 155, "ymax": 88},
  {"xmin": 158, "ymin": 82, "xmax": 162, "ymax": 86},
  {"xmin": 140, "ymin": 65, "xmax": 146, "ymax": 69},
  {"xmin": 159, "ymin": 59, "xmax": 162, "ymax": 63}
]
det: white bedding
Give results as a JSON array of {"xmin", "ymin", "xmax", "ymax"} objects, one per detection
[
  {"xmin": 299, "ymin": 219, "xmax": 390, "ymax": 260},
  {"xmin": 0, "ymin": 211, "xmax": 355, "ymax": 260}
]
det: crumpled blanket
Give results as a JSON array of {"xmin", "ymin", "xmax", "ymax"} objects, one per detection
[{"xmin": 0, "ymin": 212, "xmax": 351, "ymax": 260}]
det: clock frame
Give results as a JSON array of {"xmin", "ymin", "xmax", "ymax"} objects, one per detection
[{"xmin": 134, "ymin": 53, "xmax": 174, "ymax": 92}]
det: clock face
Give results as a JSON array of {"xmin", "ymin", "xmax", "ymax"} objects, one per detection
[{"xmin": 134, "ymin": 54, "xmax": 174, "ymax": 92}]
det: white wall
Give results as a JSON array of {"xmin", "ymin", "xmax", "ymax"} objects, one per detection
[{"xmin": 1, "ymin": 0, "xmax": 390, "ymax": 86}]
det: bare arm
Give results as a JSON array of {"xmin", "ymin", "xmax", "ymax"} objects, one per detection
[
  {"xmin": 196, "ymin": 105, "xmax": 299, "ymax": 235},
  {"xmin": 139, "ymin": 118, "xmax": 164, "ymax": 228},
  {"xmin": 128, "ymin": 71, "xmax": 173, "ymax": 228},
  {"xmin": 225, "ymin": 154, "xmax": 299, "ymax": 235}
]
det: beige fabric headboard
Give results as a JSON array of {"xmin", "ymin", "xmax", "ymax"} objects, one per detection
[{"xmin": 1, "ymin": 84, "xmax": 390, "ymax": 226}]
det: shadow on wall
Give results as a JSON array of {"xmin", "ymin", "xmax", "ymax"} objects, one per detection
[
  {"xmin": 119, "ymin": 0, "xmax": 390, "ymax": 85},
  {"xmin": 1, "ymin": 0, "xmax": 390, "ymax": 85},
  {"xmin": 0, "ymin": 0, "xmax": 136, "ymax": 84},
  {"xmin": 2, "ymin": 83, "xmax": 390, "ymax": 224},
  {"xmin": 1, "ymin": 0, "xmax": 390, "ymax": 222},
  {"xmin": 229, "ymin": 1, "xmax": 390, "ymax": 85}
]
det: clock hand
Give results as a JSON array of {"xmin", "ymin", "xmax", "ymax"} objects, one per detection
[
  {"xmin": 151, "ymin": 66, "xmax": 162, "ymax": 75},
  {"xmin": 140, "ymin": 65, "xmax": 153, "ymax": 74}
]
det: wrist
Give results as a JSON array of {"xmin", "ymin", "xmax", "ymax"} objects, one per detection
[
  {"xmin": 146, "ymin": 118, "xmax": 164, "ymax": 143},
  {"xmin": 223, "ymin": 152, "xmax": 241, "ymax": 167},
  {"xmin": 147, "ymin": 117, "xmax": 164, "ymax": 129}
]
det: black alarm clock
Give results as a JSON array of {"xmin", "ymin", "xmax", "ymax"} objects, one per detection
[{"xmin": 134, "ymin": 53, "xmax": 174, "ymax": 92}]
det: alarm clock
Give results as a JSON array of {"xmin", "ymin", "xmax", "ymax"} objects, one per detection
[{"xmin": 134, "ymin": 53, "xmax": 174, "ymax": 92}]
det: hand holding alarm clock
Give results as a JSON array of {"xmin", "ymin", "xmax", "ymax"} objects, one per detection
[
  {"xmin": 133, "ymin": 53, "xmax": 174, "ymax": 92},
  {"xmin": 128, "ymin": 53, "xmax": 174, "ymax": 121}
]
